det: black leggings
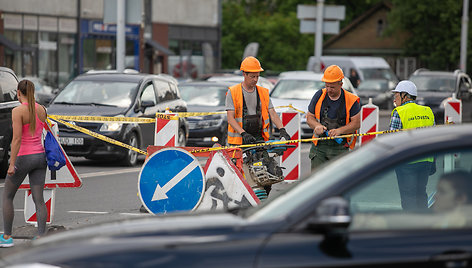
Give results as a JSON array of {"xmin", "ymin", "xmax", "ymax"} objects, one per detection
[{"xmin": 3, "ymin": 153, "xmax": 47, "ymax": 236}]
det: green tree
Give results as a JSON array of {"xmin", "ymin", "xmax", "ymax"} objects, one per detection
[
  {"xmin": 388, "ymin": 0, "xmax": 465, "ymax": 70},
  {"xmin": 221, "ymin": 0, "xmax": 382, "ymax": 72}
]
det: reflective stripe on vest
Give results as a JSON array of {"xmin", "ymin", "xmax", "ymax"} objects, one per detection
[
  {"xmin": 228, "ymin": 84, "xmax": 270, "ymax": 145},
  {"xmin": 312, "ymin": 88, "xmax": 360, "ymax": 149},
  {"xmin": 394, "ymin": 102, "xmax": 435, "ymax": 163}
]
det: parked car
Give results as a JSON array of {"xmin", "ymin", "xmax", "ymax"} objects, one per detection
[
  {"xmin": 270, "ymin": 71, "xmax": 356, "ymax": 138},
  {"xmin": 178, "ymin": 81, "xmax": 232, "ymax": 146},
  {"xmin": 47, "ymin": 71, "xmax": 189, "ymax": 166},
  {"xmin": 3, "ymin": 124, "xmax": 472, "ymax": 267},
  {"xmin": 0, "ymin": 67, "xmax": 19, "ymax": 178},
  {"xmin": 207, "ymin": 74, "xmax": 274, "ymax": 92},
  {"xmin": 409, "ymin": 69, "xmax": 472, "ymax": 123},
  {"xmin": 356, "ymin": 79, "xmax": 396, "ymax": 109},
  {"xmin": 20, "ymin": 76, "xmax": 57, "ymax": 106}
]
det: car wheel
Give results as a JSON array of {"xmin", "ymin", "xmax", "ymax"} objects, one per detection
[
  {"xmin": 121, "ymin": 132, "xmax": 139, "ymax": 166},
  {"xmin": 176, "ymin": 128, "xmax": 186, "ymax": 147},
  {"xmin": 0, "ymin": 146, "xmax": 10, "ymax": 179}
]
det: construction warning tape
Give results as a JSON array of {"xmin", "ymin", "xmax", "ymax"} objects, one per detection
[
  {"xmin": 274, "ymin": 104, "xmax": 306, "ymax": 114},
  {"xmin": 49, "ymin": 115, "xmax": 156, "ymax": 123},
  {"xmin": 49, "ymin": 115, "xmax": 148, "ymax": 156},
  {"xmin": 188, "ymin": 129, "xmax": 405, "ymax": 154}
]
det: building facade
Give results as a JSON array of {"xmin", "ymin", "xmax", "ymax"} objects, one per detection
[{"xmin": 0, "ymin": 0, "xmax": 221, "ymax": 88}]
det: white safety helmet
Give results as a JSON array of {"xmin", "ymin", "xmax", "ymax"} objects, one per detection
[{"xmin": 392, "ymin": 80, "xmax": 417, "ymax": 97}]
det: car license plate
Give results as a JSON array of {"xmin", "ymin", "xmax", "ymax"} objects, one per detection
[{"xmin": 58, "ymin": 137, "xmax": 84, "ymax": 146}]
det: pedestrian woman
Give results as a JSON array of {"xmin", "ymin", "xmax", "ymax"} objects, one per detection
[{"xmin": 1, "ymin": 80, "xmax": 48, "ymax": 247}]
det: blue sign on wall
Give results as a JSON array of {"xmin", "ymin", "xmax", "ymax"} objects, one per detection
[{"xmin": 138, "ymin": 148, "xmax": 205, "ymax": 214}]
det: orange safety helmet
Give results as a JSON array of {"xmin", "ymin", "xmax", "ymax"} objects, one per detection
[
  {"xmin": 322, "ymin": 65, "xmax": 344, "ymax": 83},
  {"xmin": 240, "ymin": 56, "xmax": 264, "ymax": 72}
]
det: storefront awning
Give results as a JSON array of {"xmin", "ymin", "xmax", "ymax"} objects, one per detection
[
  {"xmin": 0, "ymin": 34, "xmax": 34, "ymax": 52},
  {"xmin": 145, "ymin": 39, "xmax": 174, "ymax": 56}
]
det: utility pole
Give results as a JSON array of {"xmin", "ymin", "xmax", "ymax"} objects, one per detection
[
  {"xmin": 116, "ymin": 0, "xmax": 125, "ymax": 72},
  {"xmin": 460, "ymin": 0, "xmax": 469, "ymax": 72},
  {"xmin": 314, "ymin": 0, "xmax": 324, "ymax": 72}
]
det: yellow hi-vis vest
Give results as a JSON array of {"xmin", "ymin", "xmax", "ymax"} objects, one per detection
[
  {"xmin": 227, "ymin": 84, "xmax": 270, "ymax": 145},
  {"xmin": 393, "ymin": 102, "xmax": 435, "ymax": 163}
]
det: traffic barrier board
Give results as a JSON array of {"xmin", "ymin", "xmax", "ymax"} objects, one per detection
[
  {"xmin": 20, "ymin": 120, "xmax": 82, "ymax": 189},
  {"xmin": 138, "ymin": 148, "xmax": 205, "ymax": 214},
  {"xmin": 444, "ymin": 94, "xmax": 462, "ymax": 124},
  {"xmin": 359, "ymin": 99, "xmax": 379, "ymax": 146},
  {"xmin": 24, "ymin": 189, "xmax": 54, "ymax": 225},
  {"xmin": 280, "ymin": 111, "xmax": 301, "ymax": 180},
  {"xmin": 154, "ymin": 110, "xmax": 178, "ymax": 146}
]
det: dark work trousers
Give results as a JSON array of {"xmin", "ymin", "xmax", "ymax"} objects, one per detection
[
  {"xmin": 309, "ymin": 140, "xmax": 349, "ymax": 171},
  {"xmin": 395, "ymin": 161, "xmax": 432, "ymax": 211}
]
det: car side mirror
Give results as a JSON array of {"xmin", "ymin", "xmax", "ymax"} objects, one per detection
[
  {"xmin": 136, "ymin": 100, "xmax": 155, "ymax": 112},
  {"xmin": 308, "ymin": 197, "xmax": 352, "ymax": 258},
  {"xmin": 307, "ymin": 196, "xmax": 351, "ymax": 232}
]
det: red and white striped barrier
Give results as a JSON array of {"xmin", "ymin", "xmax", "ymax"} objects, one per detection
[
  {"xmin": 24, "ymin": 189, "xmax": 55, "ymax": 225},
  {"xmin": 359, "ymin": 98, "xmax": 379, "ymax": 146},
  {"xmin": 154, "ymin": 109, "xmax": 178, "ymax": 146},
  {"xmin": 280, "ymin": 111, "xmax": 301, "ymax": 181},
  {"xmin": 444, "ymin": 93, "xmax": 462, "ymax": 124}
]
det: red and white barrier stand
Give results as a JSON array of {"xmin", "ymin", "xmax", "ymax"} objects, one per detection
[
  {"xmin": 24, "ymin": 189, "xmax": 55, "ymax": 225},
  {"xmin": 154, "ymin": 108, "xmax": 178, "ymax": 146},
  {"xmin": 279, "ymin": 110, "xmax": 301, "ymax": 181},
  {"xmin": 444, "ymin": 93, "xmax": 462, "ymax": 124},
  {"xmin": 359, "ymin": 98, "xmax": 379, "ymax": 146}
]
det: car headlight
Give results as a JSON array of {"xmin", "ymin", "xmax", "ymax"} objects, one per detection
[{"xmin": 100, "ymin": 122, "xmax": 123, "ymax": 132}]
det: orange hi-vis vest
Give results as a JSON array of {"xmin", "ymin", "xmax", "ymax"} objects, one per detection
[
  {"xmin": 312, "ymin": 88, "xmax": 360, "ymax": 149},
  {"xmin": 228, "ymin": 84, "xmax": 270, "ymax": 145}
]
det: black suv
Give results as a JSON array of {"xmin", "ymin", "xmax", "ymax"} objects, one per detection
[
  {"xmin": 409, "ymin": 69, "xmax": 472, "ymax": 123},
  {"xmin": 47, "ymin": 71, "xmax": 189, "ymax": 166},
  {"xmin": 0, "ymin": 67, "xmax": 19, "ymax": 178}
]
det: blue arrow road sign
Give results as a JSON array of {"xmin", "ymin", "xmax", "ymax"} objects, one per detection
[{"xmin": 138, "ymin": 148, "xmax": 205, "ymax": 214}]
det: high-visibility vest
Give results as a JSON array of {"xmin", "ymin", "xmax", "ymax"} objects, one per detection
[
  {"xmin": 393, "ymin": 102, "xmax": 435, "ymax": 163},
  {"xmin": 312, "ymin": 88, "xmax": 360, "ymax": 149},
  {"xmin": 227, "ymin": 84, "xmax": 270, "ymax": 145}
]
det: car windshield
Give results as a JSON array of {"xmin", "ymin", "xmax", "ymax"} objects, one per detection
[
  {"xmin": 179, "ymin": 85, "xmax": 227, "ymax": 106},
  {"xmin": 246, "ymin": 142, "xmax": 383, "ymax": 222},
  {"xmin": 409, "ymin": 76, "xmax": 456, "ymax": 92},
  {"xmin": 0, "ymin": 70, "xmax": 18, "ymax": 101},
  {"xmin": 357, "ymin": 80, "xmax": 389, "ymax": 91},
  {"xmin": 53, "ymin": 80, "xmax": 137, "ymax": 107},
  {"xmin": 360, "ymin": 68, "xmax": 397, "ymax": 82},
  {"xmin": 271, "ymin": 80, "xmax": 324, "ymax": 100}
]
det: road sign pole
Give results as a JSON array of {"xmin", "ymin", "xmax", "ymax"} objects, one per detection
[{"xmin": 314, "ymin": 0, "xmax": 324, "ymax": 72}]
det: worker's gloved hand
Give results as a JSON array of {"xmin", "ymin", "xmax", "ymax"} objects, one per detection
[
  {"xmin": 279, "ymin": 128, "xmax": 291, "ymax": 141},
  {"xmin": 241, "ymin": 132, "xmax": 257, "ymax": 144}
]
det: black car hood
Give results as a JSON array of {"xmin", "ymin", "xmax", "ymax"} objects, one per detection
[
  {"xmin": 416, "ymin": 91, "xmax": 452, "ymax": 107},
  {"xmin": 47, "ymin": 103, "xmax": 128, "ymax": 117},
  {"xmin": 1, "ymin": 212, "xmax": 267, "ymax": 265}
]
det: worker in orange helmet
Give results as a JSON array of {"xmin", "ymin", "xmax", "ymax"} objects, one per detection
[
  {"xmin": 306, "ymin": 65, "xmax": 361, "ymax": 171},
  {"xmin": 225, "ymin": 56, "xmax": 290, "ymax": 145}
]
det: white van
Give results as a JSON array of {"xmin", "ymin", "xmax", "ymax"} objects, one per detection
[{"xmin": 307, "ymin": 56, "xmax": 398, "ymax": 84}]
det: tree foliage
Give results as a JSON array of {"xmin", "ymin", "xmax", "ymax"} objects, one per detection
[
  {"xmin": 221, "ymin": 0, "xmax": 383, "ymax": 72},
  {"xmin": 222, "ymin": 0, "xmax": 470, "ymax": 72},
  {"xmin": 388, "ymin": 0, "xmax": 465, "ymax": 70}
]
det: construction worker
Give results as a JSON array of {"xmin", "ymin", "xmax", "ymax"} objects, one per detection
[
  {"xmin": 389, "ymin": 80, "xmax": 435, "ymax": 211},
  {"xmin": 306, "ymin": 65, "xmax": 361, "ymax": 171},
  {"xmin": 225, "ymin": 56, "xmax": 290, "ymax": 145}
]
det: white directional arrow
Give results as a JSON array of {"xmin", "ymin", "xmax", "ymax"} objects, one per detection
[{"xmin": 152, "ymin": 159, "xmax": 200, "ymax": 201}]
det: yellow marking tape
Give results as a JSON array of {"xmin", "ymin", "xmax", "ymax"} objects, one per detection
[
  {"xmin": 49, "ymin": 115, "xmax": 156, "ymax": 123},
  {"xmin": 189, "ymin": 129, "xmax": 405, "ymax": 154},
  {"xmin": 274, "ymin": 104, "xmax": 306, "ymax": 114},
  {"xmin": 49, "ymin": 115, "xmax": 148, "ymax": 156}
]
